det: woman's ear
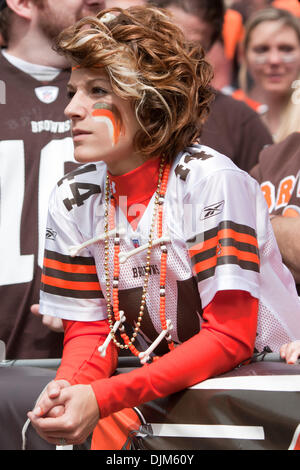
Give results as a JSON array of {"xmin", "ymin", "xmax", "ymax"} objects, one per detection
[{"xmin": 6, "ymin": 0, "xmax": 35, "ymax": 21}]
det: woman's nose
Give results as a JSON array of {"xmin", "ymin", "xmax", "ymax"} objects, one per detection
[
  {"xmin": 64, "ymin": 93, "xmax": 86, "ymax": 119},
  {"xmin": 268, "ymin": 48, "xmax": 282, "ymax": 64}
]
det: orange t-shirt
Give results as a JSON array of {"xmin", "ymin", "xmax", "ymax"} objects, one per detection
[
  {"xmin": 231, "ymin": 88, "xmax": 268, "ymax": 115},
  {"xmin": 272, "ymin": 0, "xmax": 300, "ymax": 17},
  {"xmin": 222, "ymin": 9, "xmax": 244, "ymax": 60}
]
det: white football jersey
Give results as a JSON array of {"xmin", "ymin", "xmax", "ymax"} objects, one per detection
[{"xmin": 39, "ymin": 144, "xmax": 300, "ymax": 354}]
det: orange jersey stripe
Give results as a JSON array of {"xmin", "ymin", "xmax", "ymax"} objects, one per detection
[
  {"xmin": 220, "ymin": 245, "xmax": 259, "ymax": 264},
  {"xmin": 43, "ymin": 257, "xmax": 97, "ymax": 274},
  {"xmin": 41, "ymin": 274, "xmax": 101, "ymax": 291},
  {"xmin": 193, "ymin": 247, "xmax": 259, "ymax": 275},
  {"xmin": 188, "ymin": 228, "xmax": 258, "ymax": 258}
]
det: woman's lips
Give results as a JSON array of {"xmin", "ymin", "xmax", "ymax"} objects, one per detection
[
  {"xmin": 72, "ymin": 129, "xmax": 92, "ymax": 141},
  {"xmin": 266, "ymin": 74, "xmax": 284, "ymax": 82}
]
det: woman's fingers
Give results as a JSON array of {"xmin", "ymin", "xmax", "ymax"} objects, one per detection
[
  {"xmin": 280, "ymin": 341, "xmax": 300, "ymax": 364},
  {"xmin": 33, "ymin": 379, "xmax": 71, "ymax": 417},
  {"xmin": 28, "ymin": 385, "xmax": 99, "ymax": 445}
]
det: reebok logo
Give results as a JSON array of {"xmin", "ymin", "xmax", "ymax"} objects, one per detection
[
  {"xmin": 201, "ymin": 200, "xmax": 224, "ymax": 220},
  {"xmin": 46, "ymin": 228, "xmax": 57, "ymax": 240}
]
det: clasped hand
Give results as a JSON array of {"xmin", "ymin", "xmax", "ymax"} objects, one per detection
[{"xmin": 27, "ymin": 379, "xmax": 100, "ymax": 446}]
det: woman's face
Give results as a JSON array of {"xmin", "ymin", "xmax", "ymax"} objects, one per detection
[
  {"xmin": 65, "ymin": 67, "xmax": 142, "ymax": 175},
  {"xmin": 245, "ymin": 21, "xmax": 300, "ymax": 96}
]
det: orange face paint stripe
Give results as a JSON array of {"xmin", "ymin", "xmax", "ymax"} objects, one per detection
[
  {"xmin": 92, "ymin": 108, "xmax": 121, "ymax": 143},
  {"xmin": 41, "ymin": 274, "xmax": 101, "ymax": 291},
  {"xmin": 92, "ymin": 104, "xmax": 122, "ymax": 144},
  {"xmin": 43, "ymin": 257, "xmax": 97, "ymax": 274},
  {"xmin": 92, "ymin": 108, "xmax": 114, "ymax": 119}
]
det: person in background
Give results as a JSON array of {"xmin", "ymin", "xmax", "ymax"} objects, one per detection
[
  {"xmin": 251, "ymin": 132, "xmax": 300, "ymax": 366},
  {"xmin": 235, "ymin": 7, "xmax": 300, "ymax": 142},
  {"xmin": 222, "ymin": 6, "xmax": 244, "ymax": 71},
  {"xmin": 26, "ymin": 6, "xmax": 300, "ymax": 449},
  {"xmin": 230, "ymin": 0, "xmax": 272, "ymax": 23},
  {"xmin": 0, "ymin": 0, "xmax": 105, "ymax": 360},
  {"xmin": 0, "ymin": 0, "xmax": 105, "ymax": 451},
  {"xmin": 271, "ymin": 0, "xmax": 300, "ymax": 18},
  {"xmin": 251, "ymin": 132, "xmax": 300, "ymax": 294},
  {"xmin": 280, "ymin": 340, "xmax": 300, "ymax": 364},
  {"xmin": 152, "ymin": 0, "xmax": 233, "ymax": 90},
  {"xmin": 106, "ymin": 0, "xmax": 145, "ymax": 6},
  {"xmin": 151, "ymin": 0, "xmax": 273, "ymax": 172}
]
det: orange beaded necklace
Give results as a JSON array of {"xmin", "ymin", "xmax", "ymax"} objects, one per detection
[{"xmin": 103, "ymin": 157, "xmax": 175, "ymax": 362}]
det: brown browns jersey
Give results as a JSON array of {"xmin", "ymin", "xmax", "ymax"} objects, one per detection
[
  {"xmin": 201, "ymin": 91, "xmax": 273, "ymax": 172},
  {"xmin": 251, "ymin": 132, "xmax": 300, "ymax": 294},
  {"xmin": 251, "ymin": 132, "xmax": 300, "ymax": 217},
  {"xmin": 0, "ymin": 53, "xmax": 78, "ymax": 358}
]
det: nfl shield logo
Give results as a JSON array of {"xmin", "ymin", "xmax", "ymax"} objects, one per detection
[
  {"xmin": 132, "ymin": 238, "xmax": 140, "ymax": 248},
  {"xmin": 34, "ymin": 86, "xmax": 59, "ymax": 104}
]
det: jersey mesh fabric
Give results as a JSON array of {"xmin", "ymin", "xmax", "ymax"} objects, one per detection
[{"xmin": 255, "ymin": 224, "xmax": 297, "ymax": 351}]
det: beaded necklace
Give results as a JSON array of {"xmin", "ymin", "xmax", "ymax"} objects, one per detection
[{"xmin": 102, "ymin": 157, "xmax": 175, "ymax": 363}]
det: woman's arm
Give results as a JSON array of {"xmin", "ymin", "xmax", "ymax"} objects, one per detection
[
  {"xmin": 271, "ymin": 216, "xmax": 300, "ymax": 283},
  {"xmin": 92, "ymin": 290, "xmax": 258, "ymax": 417},
  {"xmin": 55, "ymin": 319, "xmax": 118, "ymax": 385},
  {"xmin": 28, "ymin": 290, "xmax": 258, "ymax": 445}
]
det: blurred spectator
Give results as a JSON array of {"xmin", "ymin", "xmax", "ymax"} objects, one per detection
[
  {"xmin": 200, "ymin": 91, "xmax": 273, "ymax": 172},
  {"xmin": 251, "ymin": 132, "xmax": 300, "ymax": 293},
  {"xmin": 222, "ymin": 5, "xmax": 244, "ymax": 88},
  {"xmin": 152, "ymin": 0, "xmax": 233, "ymax": 90},
  {"xmin": 222, "ymin": 6, "xmax": 244, "ymax": 62},
  {"xmin": 151, "ymin": 0, "xmax": 273, "ymax": 171},
  {"xmin": 272, "ymin": 0, "xmax": 300, "ymax": 18},
  {"xmin": 235, "ymin": 8, "xmax": 300, "ymax": 142},
  {"xmin": 106, "ymin": 0, "xmax": 146, "ymax": 6},
  {"xmin": 231, "ymin": 0, "xmax": 273, "ymax": 23},
  {"xmin": 0, "ymin": 0, "xmax": 105, "ymax": 359}
]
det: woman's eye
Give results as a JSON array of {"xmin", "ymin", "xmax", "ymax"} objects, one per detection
[
  {"xmin": 279, "ymin": 45, "xmax": 294, "ymax": 53},
  {"xmin": 91, "ymin": 87, "xmax": 107, "ymax": 96},
  {"xmin": 67, "ymin": 90, "xmax": 75, "ymax": 99},
  {"xmin": 253, "ymin": 46, "xmax": 269, "ymax": 54}
]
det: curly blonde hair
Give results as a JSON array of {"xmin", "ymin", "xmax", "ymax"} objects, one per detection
[{"xmin": 56, "ymin": 6, "xmax": 214, "ymax": 161}]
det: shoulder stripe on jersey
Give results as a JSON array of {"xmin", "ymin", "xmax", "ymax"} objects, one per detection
[
  {"xmin": 41, "ymin": 283, "xmax": 103, "ymax": 299},
  {"xmin": 41, "ymin": 250, "xmax": 103, "ymax": 299},
  {"xmin": 44, "ymin": 249, "xmax": 96, "ymax": 265},
  {"xmin": 187, "ymin": 220, "xmax": 259, "ymax": 282},
  {"xmin": 43, "ymin": 266, "xmax": 99, "ymax": 283},
  {"xmin": 43, "ymin": 257, "xmax": 97, "ymax": 274},
  {"xmin": 187, "ymin": 220, "xmax": 257, "ymax": 246}
]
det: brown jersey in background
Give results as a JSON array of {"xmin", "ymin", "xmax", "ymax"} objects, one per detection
[
  {"xmin": 0, "ymin": 53, "xmax": 78, "ymax": 359},
  {"xmin": 201, "ymin": 91, "xmax": 273, "ymax": 173},
  {"xmin": 251, "ymin": 132, "xmax": 300, "ymax": 295}
]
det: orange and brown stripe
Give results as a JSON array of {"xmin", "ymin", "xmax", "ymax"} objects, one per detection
[
  {"xmin": 187, "ymin": 220, "xmax": 260, "ymax": 282},
  {"xmin": 41, "ymin": 249, "xmax": 103, "ymax": 299}
]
